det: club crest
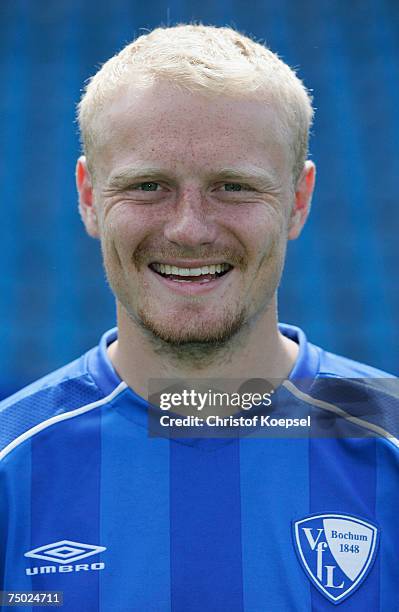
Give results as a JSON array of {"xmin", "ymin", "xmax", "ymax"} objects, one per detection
[{"xmin": 292, "ymin": 513, "xmax": 379, "ymax": 605}]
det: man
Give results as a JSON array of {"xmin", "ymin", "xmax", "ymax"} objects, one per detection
[{"xmin": 0, "ymin": 24, "xmax": 398, "ymax": 611}]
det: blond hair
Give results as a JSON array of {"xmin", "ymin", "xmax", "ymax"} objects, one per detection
[{"xmin": 77, "ymin": 24, "xmax": 313, "ymax": 183}]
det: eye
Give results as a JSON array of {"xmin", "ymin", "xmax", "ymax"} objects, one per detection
[
  {"xmin": 222, "ymin": 183, "xmax": 253, "ymax": 192},
  {"xmin": 223, "ymin": 183, "xmax": 243, "ymax": 192},
  {"xmin": 134, "ymin": 182, "xmax": 161, "ymax": 191}
]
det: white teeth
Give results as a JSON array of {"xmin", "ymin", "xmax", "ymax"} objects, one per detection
[{"xmin": 152, "ymin": 262, "xmax": 231, "ymax": 277}]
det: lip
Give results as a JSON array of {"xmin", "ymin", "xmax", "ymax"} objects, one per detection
[{"xmin": 147, "ymin": 265, "xmax": 234, "ymax": 295}]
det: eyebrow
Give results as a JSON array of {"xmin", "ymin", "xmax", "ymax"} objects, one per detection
[
  {"xmin": 106, "ymin": 167, "xmax": 169, "ymax": 189},
  {"xmin": 215, "ymin": 167, "xmax": 280, "ymax": 190},
  {"xmin": 106, "ymin": 166, "xmax": 280, "ymax": 191}
]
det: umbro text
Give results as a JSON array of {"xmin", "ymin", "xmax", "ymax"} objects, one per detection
[{"xmin": 26, "ymin": 562, "xmax": 105, "ymax": 575}]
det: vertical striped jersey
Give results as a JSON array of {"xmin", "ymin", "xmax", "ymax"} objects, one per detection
[{"xmin": 0, "ymin": 324, "xmax": 398, "ymax": 611}]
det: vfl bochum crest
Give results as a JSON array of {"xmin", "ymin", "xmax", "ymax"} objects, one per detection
[{"xmin": 292, "ymin": 513, "xmax": 380, "ymax": 605}]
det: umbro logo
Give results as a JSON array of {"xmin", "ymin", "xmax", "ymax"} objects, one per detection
[
  {"xmin": 24, "ymin": 540, "xmax": 107, "ymax": 576},
  {"xmin": 25, "ymin": 540, "xmax": 106, "ymax": 564}
]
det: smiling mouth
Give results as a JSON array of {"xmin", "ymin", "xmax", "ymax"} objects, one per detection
[{"xmin": 149, "ymin": 262, "xmax": 233, "ymax": 283}]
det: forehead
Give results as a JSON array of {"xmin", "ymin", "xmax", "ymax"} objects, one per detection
[{"xmin": 92, "ymin": 81, "xmax": 291, "ymax": 178}]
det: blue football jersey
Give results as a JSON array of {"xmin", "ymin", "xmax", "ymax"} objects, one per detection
[{"xmin": 0, "ymin": 324, "xmax": 398, "ymax": 611}]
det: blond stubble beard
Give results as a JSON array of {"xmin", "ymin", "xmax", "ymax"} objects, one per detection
[
  {"xmin": 131, "ymin": 275, "xmax": 279, "ymax": 366},
  {"xmin": 138, "ymin": 299, "xmax": 247, "ymax": 344},
  {"xmin": 103, "ymin": 231, "xmax": 286, "ymax": 365}
]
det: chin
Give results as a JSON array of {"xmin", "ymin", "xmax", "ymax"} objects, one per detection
[{"xmin": 137, "ymin": 307, "xmax": 247, "ymax": 346}]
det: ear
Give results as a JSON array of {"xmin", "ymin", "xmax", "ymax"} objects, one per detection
[
  {"xmin": 76, "ymin": 156, "xmax": 100, "ymax": 238},
  {"xmin": 287, "ymin": 161, "xmax": 316, "ymax": 240}
]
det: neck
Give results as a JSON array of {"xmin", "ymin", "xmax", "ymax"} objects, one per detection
[{"xmin": 107, "ymin": 299, "xmax": 299, "ymax": 399}]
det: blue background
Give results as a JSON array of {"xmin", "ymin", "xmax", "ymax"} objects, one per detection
[{"xmin": 1, "ymin": 0, "xmax": 398, "ymax": 395}]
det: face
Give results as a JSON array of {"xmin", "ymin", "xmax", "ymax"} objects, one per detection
[{"xmin": 77, "ymin": 81, "xmax": 314, "ymax": 345}]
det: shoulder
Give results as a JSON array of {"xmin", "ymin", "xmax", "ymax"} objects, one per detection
[
  {"xmin": 282, "ymin": 325, "xmax": 399, "ymax": 447},
  {"xmin": 303, "ymin": 343, "xmax": 399, "ymax": 448},
  {"xmin": 317, "ymin": 345, "xmax": 395, "ymax": 379},
  {"xmin": 314, "ymin": 345, "xmax": 398, "ymax": 406},
  {"xmin": 0, "ymin": 348, "xmax": 106, "ymax": 455}
]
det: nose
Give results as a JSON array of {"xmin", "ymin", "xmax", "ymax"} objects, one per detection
[{"xmin": 163, "ymin": 188, "xmax": 217, "ymax": 247}]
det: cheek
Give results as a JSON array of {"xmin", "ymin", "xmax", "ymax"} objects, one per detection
[
  {"xmin": 237, "ymin": 207, "xmax": 287, "ymax": 260},
  {"xmin": 100, "ymin": 206, "xmax": 152, "ymax": 262}
]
